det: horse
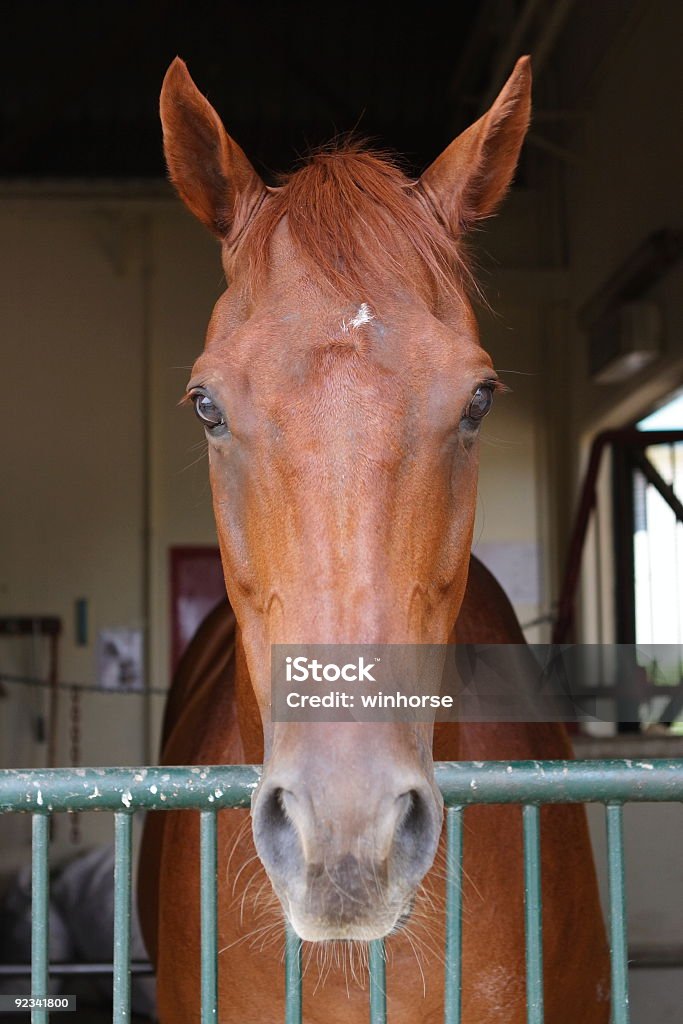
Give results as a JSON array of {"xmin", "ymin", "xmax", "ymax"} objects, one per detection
[{"xmin": 138, "ymin": 56, "xmax": 610, "ymax": 1022}]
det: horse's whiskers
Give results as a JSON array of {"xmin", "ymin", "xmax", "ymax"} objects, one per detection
[
  {"xmin": 400, "ymin": 926, "xmax": 428, "ymax": 997},
  {"xmin": 237, "ymin": 870, "xmax": 263, "ymax": 927},
  {"xmin": 218, "ymin": 919, "xmax": 279, "ymax": 955},
  {"xmin": 228, "ymin": 851, "xmax": 262, "ymax": 899},
  {"xmin": 224, "ymin": 815, "xmax": 253, "ymax": 873},
  {"xmin": 249, "ymin": 883, "xmax": 281, "ymax": 920},
  {"xmin": 180, "ymin": 443, "xmax": 209, "ymax": 473},
  {"xmin": 415, "ymin": 881, "xmax": 438, "ymax": 913},
  {"xmin": 398, "ymin": 919, "xmax": 444, "ymax": 968}
]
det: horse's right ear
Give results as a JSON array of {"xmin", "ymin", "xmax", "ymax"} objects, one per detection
[
  {"xmin": 418, "ymin": 56, "xmax": 531, "ymax": 236},
  {"xmin": 160, "ymin": 58, "xmax": 266, "ymax": 239}
]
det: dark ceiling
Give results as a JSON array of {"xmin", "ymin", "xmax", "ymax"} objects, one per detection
[
  {"xmin": 0, "ymin": 1, "xmax": 641, "ymax": 184},
  {"xmin": 0, "ymin": 0, "xmax": 506, "ymax": 182}
]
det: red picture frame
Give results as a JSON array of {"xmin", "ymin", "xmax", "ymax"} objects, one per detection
[{"xmin": 169, "ymin": 546, "xmax": 226, "ymax": 671}]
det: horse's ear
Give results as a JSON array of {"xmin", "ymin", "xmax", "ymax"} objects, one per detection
[
  {"xmin": 160, "ymin": 58, "xmax": 266, "ymax": 238},
  {"xmin": 419, "ymin": 56, "xmax": 531, "ymax": 235}
]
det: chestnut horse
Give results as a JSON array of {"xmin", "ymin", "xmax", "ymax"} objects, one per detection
[{"xmin": 139, "ymin": 57, "xmax": 609, "ymax": 1022}]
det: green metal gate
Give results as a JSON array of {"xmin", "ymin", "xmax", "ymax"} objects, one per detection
[{"xmin": 1, "ymin": 759, "xmax": 682, "ymax": 1024}]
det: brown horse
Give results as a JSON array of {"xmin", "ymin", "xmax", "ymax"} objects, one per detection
[{"xmin": 139, "ymin": 57, "xmax": 609, "ymax": 1022}]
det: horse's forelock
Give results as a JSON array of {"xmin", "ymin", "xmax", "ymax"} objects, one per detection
[{"xmin": 234, "ymin": 143, "xmax": 473, "ymax": 302}]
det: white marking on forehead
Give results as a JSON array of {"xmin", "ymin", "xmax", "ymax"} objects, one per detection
[{"xmin": 341, "ymin": 302, "xmax": 375, "ymax": 333}]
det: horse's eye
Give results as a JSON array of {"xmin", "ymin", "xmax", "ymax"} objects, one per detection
[
  {"xmin": 464, "ymin": 384, "xmax": 494, "ymax": 423},
  {"xmin": 190, "ymin": 390, "xmax": 226, "ymax": 431}
]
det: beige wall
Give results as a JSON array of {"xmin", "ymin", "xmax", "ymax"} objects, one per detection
[
  {"xmin": 0, "ymin": 193, "xmax": 220, "ymax": 862},
  {"xmin": 0, "ymin": 197, "xmax": 146, "ymax": 768}
]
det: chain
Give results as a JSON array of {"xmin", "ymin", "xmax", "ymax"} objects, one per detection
[{"xmin": 69, "ymin": 685, "xmax": 81, "ymax": 844}]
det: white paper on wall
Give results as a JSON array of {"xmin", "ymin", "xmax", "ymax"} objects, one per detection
[
  {"xmin": 473, "ymin": 542, "xmax": 541, "ymax": 607},
  {"xmin": 97, "ymin": 628, "xmax": 143, "ymax": 691}
]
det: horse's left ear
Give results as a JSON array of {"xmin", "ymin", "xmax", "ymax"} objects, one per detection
[
  {"xmin": 419, "ymin": 56, "xmax": 531, "ymax": 235},
  {"xmin": 160, "ymin": 58, "xmax": 266, "ymax": 239}
]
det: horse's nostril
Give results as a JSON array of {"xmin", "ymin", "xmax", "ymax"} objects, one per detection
[
  {"xmin": 392, "ymin": 788, "xmax": 439, "ymax": 879},
  {"xmin": 253, "ymin": 785, "xmax": 301, "ymax": 876},
  {"xmin": 395, "ymin": 789, "xmax": 425, "ymax": 849},
  {"xmin": 262, "ymin": 786, "xmax": 286, "ymax": 826}
]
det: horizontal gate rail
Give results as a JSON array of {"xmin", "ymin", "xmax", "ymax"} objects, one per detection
[
  {"xmin": 1, "ymin": 759, "xmax": 682, "ymax": 1024},
  {"xmin": 2, "ymin": 759, "xmax": 683, "ymax": 812},
  {"xmin": 0, "ymin": 764, "xmax": 261, "ymax": 812},
  {"xmin": 0, "ymin": 963, "xmax": 155, "ymax": 976}
]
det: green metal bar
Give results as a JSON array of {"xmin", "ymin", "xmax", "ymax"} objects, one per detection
[
  {"xmin": 31, "ymin": 813, "xmax": 49, "ymax": 1024},
  {"xmin": 369, "ymin": 940, "xmax": 386, "ymax": 1024},
  {"xmin": 523, "ymin": 805, "xmax": 544, "ymax": 1024},
  {"xmin": 0, "ymin": 765, "xmax": 261, "ymax": 812},
  {"xmin": 444, "ymin": 806, "xmax": 463, "ymax": 1024},
  {"xmin": 434, "ymin": 760, "xmax": 683, "ymax": 805},
  {"xmin": 606, "ymin": 804, "xmax": 630, "ymax": 1024},
  {"xmin": 284, "ymin": 923, "xmax": 302, "ymax": 1024},
  {"xmin": 3, "ymin": 762, "xmax": 683, "ymax": 814},
  {"xmin": 113, "ymin": 812, "xmax": 132, "ymax": 1024},
  {"xmin": 200, "ymin": 811, "xmax": 218, "ymax": 1024}
]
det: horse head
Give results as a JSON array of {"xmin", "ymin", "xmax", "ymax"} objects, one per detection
[{"xmin": 159, "ymin": 57, "xmax": 530, "ymax": 941}]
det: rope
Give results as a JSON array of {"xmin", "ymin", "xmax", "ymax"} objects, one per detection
[{"xmin": 0, "ymin": 672, "xmax": 170, "ymax": 696}]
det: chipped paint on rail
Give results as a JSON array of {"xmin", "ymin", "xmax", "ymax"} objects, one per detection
[{"xmin": 0, "ymin": 765, "xmax": 262, "ymax": 812}]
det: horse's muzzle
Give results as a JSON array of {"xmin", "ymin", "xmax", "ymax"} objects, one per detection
[{"xmin": 251, "ymin": 773, "xmax": 443, "ymax": 940}]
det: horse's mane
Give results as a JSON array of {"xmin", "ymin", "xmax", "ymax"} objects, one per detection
[{"xmin": 239, "ymin": 142, "xmax": 470, "ymax": 300}]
